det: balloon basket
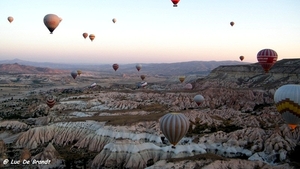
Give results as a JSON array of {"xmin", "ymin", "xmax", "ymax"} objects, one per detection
[{"xmin": 173, "ymin": 4, "xmax": 178, "ymax": 7}]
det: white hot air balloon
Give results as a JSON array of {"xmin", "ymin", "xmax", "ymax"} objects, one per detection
[
  {"xmin": 194, "ymin": 94, "xmax": 205, "ymax": 106},
  {"xmin": 274, "ymin": 84, "xmax": 300, "ymax": 130}
]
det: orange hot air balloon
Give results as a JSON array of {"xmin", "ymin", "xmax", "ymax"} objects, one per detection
[
  {"xmin": 43, "ymin": 14, "xmax": 62, "ymax": 34},
  {"xmin": 140, "ymin": 75, "xmax": 146, "ymax": 80},
  {"xmin": 112, "ymin": 18, "xmax": 117, "ymax": 23},
  {"xmin": 83, "ymin": 33, "xmax": 88, "ymax": 39},
  {"xmin": 89, "ymin": 34, "xmax": 95, "ymax": 41},
  {"xmin": 230, "ymin": 22, "xmax": 234, "ymax": 26},
  {"xmin": 112, "ymin": 64, "xmax": 119, "ymax": 71},
  {"xmin": 171, "ymin": 0, "xmax": 180, "ymax": 7},
  {"xmin": 239, "ymin": 56, "xmax": 244, "ymax": 61},
  {"xmin": 159, "ymin": 113, "xmax": 190, "ymax": 147},
  {"xmin": 46, "ymin": 96, "xmax": 56, "ymax": 108},
  {"xmin": 8, "ymin": 16, "xmax": 14, "ymax": 23},
  {"xmin": 257, "ymin": 49, "xmax": 278, "ymax": 73}
]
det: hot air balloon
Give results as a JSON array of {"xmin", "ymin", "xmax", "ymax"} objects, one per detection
[
  {"xmin": 71, "ymin": 71, "xmax": 77, "ymax": 79},
  {"xmin": 179, "ymin": 76, "xmax": 185, "ymax": 83},
  {"xmin": 257, "ymin": 48, "xmax": 278, "ymax": 73},
  {"xmin": 83, "ymin": 33, "xmax": 88, "ymax": 39},
  {"xmin": 171, "ymin": 0, "xmax": 180, "ymax": 7},
  {"xmin": 8, "ymin": 16, "xmax": 14, "ymax": 23},
  {"xmin": 194, "ymin": 94, "xmax": 205, "ymax": 106},
  {"xmin": 240, "ymin": 56, "xmax": 244, "ymax": 61},
  {"xmin": 185, "ymin": 83, "xmax": 193, "ymax": 90},
  {"xmin": 159, "ymin": 113, "xmax": 190, "ymax": 147},
  {"xmin": 77, "ymin": 70, "xmax": 82, "ymax": 76},
  {"xmin": 136, "ymin": 64, "xmax": 142, "ymax": 71},
  {"xmin": 230, "ymin": 22, "xmax": 234, "ymax": 26},
  {"xmin": 274, "ymin": 84, "xmax": 300, "ymax": 130},
  {"xmin": 89, "ymin": 34, "xmax": 95, "ymax": 41},
  {"xmin": 43, "ymin": 14, "xmax": 62, "ymax": 34},
  {"xmin": 140, "ymin": 75, "xmax": 146, "ymax": 80},
  {"xmin": 46, "ymin": 96, "xmax": 56, "ymax": 108},
  {"xmin": 112, "ymin": 64, "xmax": 119, "ymax": 71},
  {"xmin": 112, "ymin": 18, "xmax": 117, "ymax": 23}
]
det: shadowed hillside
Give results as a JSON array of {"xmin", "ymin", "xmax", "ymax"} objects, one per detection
[{"xmin": 0, "ymin": 63, "xmax": 68, "ymax": 74}]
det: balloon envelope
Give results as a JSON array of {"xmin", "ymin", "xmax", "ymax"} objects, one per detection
[
  {"xmin": 136, "ymin": 64, "xmax": 142, "ymax": 71},
  {"xmin": 112, "ymin": 64, "xmax": 119, "ymax": 71},
  {"xmin": 140, "ymin": 75, "xmax": 146, "ymax": 80},
  {"xmin": 112, "ymin": 18, "xmax": 117, "ymax": 23},
  {"xmin": 159, "ymin": 113, "xmax": 190, "ymax": 146},
  {"xmin": 179, "ymin": 76, "xmax": 185, "ymax": 83},
  {"xmin": 230, "ymin": 22, "xmax": 234, "ymax": 26},
  {"xmin": 71, "ymin": 71, "xmax": 77, "ymax": 79},
  {"xmin": 46, "ymin": 96, "xmax": 56, "ymax": 108},
  {"xmin": 274, "ymin": 84, "xmax": 300, "ymax": 130},
  {"xmin": 83, "ymin": 33, "xmax": 88, "ymax": 39},
  {"xmin": 239, "ymin": 56, "xmax": 244, "ymax": 61},
  {"xmin": 77, "ymin": 70, "xmax": 82, "ymax": 76},
  {"xmin": 89, "ymin": 34, "xmax": 95, "ymax": 41},
  {"xmin": 8, "ymin": 16, "xmax": 14, "ymax": 23},
  {"xmin": 171, "ymin": 0, "xmax": 180, "ymax": 7},
  {"xmin": 43, "ymin": 14, "xmax": 61, "ymax": 34},
  {"xmin": 194, "ymin": 95, "xmax": 205, "ymax": 106},
  {"xmin": 257, "ymin": 49, "xmax": 278, "ymax": 73},
  {"xmin": 185, "ymin": 83, "xmax": 193, "ymax": 90}
]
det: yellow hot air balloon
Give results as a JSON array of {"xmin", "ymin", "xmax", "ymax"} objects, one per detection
[
  {"xmin": 43, "ymin": 14, "xmax": 62, "ymax": 34},
  {"xmin": 159, "ymin": 113, "xmax": 190, "ymax": 147},
  {"xmin": 274, "ymin": 84, "xmax": 300, "ymax": 130},
  {"xmin": 77, "ymin": 70, "xmax": 82, "ymax": 76},
  {"xmin": 8, "ymin": 16, "xmax": 14, "ymax": 23},
  {"xmin": 89, "ymin": 34, "xmax": 95, "ymax": 41},
  {"xmin": 178, "ymin": 76, "xmax": 185, "ymax": 83},
  {"xmin": 112, "ymin": 18, "xmax": 117, "ymax": 23}
]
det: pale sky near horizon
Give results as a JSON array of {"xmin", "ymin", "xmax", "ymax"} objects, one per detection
[{"xmin": 1, "ymin": 0, "xmax": 299, "ymax": 64}]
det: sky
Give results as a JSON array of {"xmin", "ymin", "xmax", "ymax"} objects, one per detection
[{"xmin": 1, "ymin": 0, "xmax": 300, "ymax": 64}]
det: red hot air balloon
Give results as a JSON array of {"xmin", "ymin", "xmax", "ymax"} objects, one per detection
[
  {"xmin": 257, "ymin": 49, "xmax": 278, "ymax": 73},
  {"xmin": 46, "ymin": 96, "xmax": 56, "ymax": 108},
  {"xmin": 171, "ymin": 0, "xmax": 180, "ymax": 7},
  {"xmin": 112, "ymin": 64, "xmax": 119, "ymax": 71},
  {"xmin": 239, "ymin": 56, "xmax": 244, "ymax": 61},
  {"xmin": 83, "ymin": 33, "xmax": 88, "ymax": 39}
]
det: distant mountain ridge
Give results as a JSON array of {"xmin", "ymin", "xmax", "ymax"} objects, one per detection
[
  {"xmin": 0, "ymin": 59, "xmax": 248, "ymax": 76},
  {"xmin": 0, "ymin": 63, "xmax": 68, "ymax": 74}
]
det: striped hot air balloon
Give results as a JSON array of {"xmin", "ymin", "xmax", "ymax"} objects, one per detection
[
  {"xmin": 159, "ymin": 113, "xmax": 190, "ymax": 147},
  {"xmin": 274, "ymin": 84, "xmax": 300, "ymax": 130},
  {"xmin": 257, "ymin": 49, "xmax": 278, "ymax": 73},
  {"xmin": 46, "ymin": 96, "xmax": 56, "ymax": 108}
]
